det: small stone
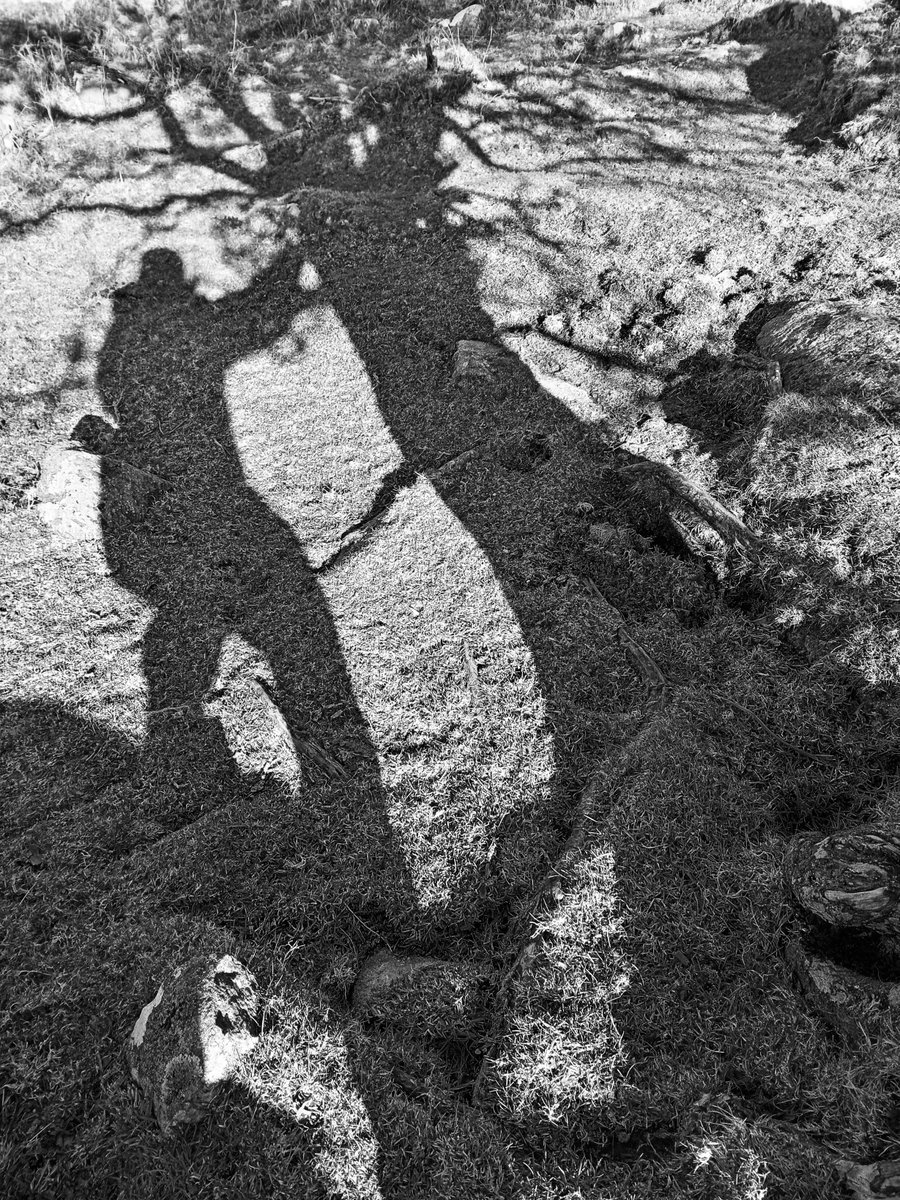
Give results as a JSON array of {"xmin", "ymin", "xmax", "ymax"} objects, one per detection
[
  {"xmin": 351, "ymin": 951, "xmax": 490, "ymax": 1038},
  {"xmin": 34, "ymin": 444, "xmax": 161, "ymax": 543},
  {"xmin": 451, "ymin": 339, "xmax": 516, "ymax": 386},
  {"xmin": 607, "ymin": 20, "xmax": 646, "ymax": 42},
  {"xmin": 447, "ymin": 3, "xmax": 483, "ymax": 31},
  {"xmin": 222, "ymin": 142, "xmax": 268, "ymax": 171},
  {"xmin": 540, "ymin": 312, "xmax": 569, "ymax": 338},
  {"xmin": 126, "ymin": 953, "xmax": 261, "ymax": 1135},
  {"xmin": 840, "ymin": 1159, "xmax": 900, "ymax": 1200},
  {"xmin": 55, "ymin": 72, "xmax": 137, "ymax": 118}
]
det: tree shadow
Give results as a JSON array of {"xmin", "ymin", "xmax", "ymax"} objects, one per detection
[
  {"xmin": 2, "ymin": 56, "xmax": 625, "ymax": 1192},
  {"xmin": 7, "ymin": 14, "xmax": 900, "ymax": 1191}
]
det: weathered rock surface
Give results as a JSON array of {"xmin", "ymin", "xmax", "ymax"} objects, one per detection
[
  {"xmin": 445, "ymin": 3, "xmax": 483, "ymax": 33},
  {"xmin": 840, "ymin": 1158, "xmax": 900, "ymax": 1200},
  {"xmin": 34, "ymin": 444, "xmax": 160, "ymax": 542},
  {"xmin": 756, "ymin": 300, "xmax": 900, "ymax": 405},
  {"xmin": 785, "ymin": 828, "xmax": 900, "ymax": 937},
  {"xmin": 351, "ymin": 951, "xmax": 490, "ymax": 1038},
  {"xmin": 606, "ymin": 20, "xmax": 647, "ymax": 44},
  {"xmin": 126, "ymin": 954, "xmax": 261, "ymax": 1135},
  {"xmin": 222, "ymin": 142, "xmax": 268, "ymax": 171}
]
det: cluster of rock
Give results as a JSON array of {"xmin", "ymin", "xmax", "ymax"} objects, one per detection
[{"xmin": 127, "ymin": 949, "xmax": 489, "ymax": 1135}]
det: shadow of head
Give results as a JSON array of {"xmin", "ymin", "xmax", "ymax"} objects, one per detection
[{"xmin": 117, "ymin": 247, "xmax": 194, "ymax": 303}]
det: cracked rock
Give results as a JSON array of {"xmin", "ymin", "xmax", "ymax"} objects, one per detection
[{"xmin": 126, "ymin": 953, "xmax": 261, "ymax": 1135}]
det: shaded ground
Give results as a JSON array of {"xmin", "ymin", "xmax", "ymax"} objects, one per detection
[{"xmin": 3, "ymin": 1, "xmax": 900, "ymax": 1197}]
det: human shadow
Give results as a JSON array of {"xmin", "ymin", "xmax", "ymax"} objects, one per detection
[
  {"xmin": 12, "ymin": 35, "xmax": 891, "ymax": 1193},
  {"xmin": 83, "ymin": 245, "xmax": 450, "ymax": 1184}
]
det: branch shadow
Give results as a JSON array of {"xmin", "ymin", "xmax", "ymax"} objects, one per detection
[{"xmin": 6, "ymin": 12, "xmax": 900, "ymax": 1194}]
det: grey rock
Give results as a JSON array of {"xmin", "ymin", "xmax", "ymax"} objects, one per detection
[
  {"xmin": 607, "ymin": 20, "xmax": 646, "ymax": 43},
  {"xmin": 34, "ymin": 445, "xmax": 160, "ymax": 542},
  {"xmin": 351, "ymin": 951, "xmax": 490, "ymax": 1038},
  {"xmin": 446, "ymin": 3, "xmax": 483, "ymax": 32},
  {"xmin": 451, "ymin": 339, "xmax": 517, "ymax": 386},
  {"xmin": 221, "ymin": 142, "xmax": 268, "ymax": 171},
  {"xmin": 126, "ymin": 953, "xmax": 261, "ymax": 1135},
  {"xmin": 840, "ymin": 1159, "xmax": 900, "ymax": 1200},
  {"xmin": 757, "ymin": 299, "xmax": 900, "ymax": 406}
]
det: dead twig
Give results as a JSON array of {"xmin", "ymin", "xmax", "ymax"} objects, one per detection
[{"xmin": 690, "ymin": 688, "xmax": 836, "ymax": 764}]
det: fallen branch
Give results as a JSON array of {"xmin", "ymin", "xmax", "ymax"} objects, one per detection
[{"xmin": 619, "ymin": 460, "xmax": 762, "ymax": 549}]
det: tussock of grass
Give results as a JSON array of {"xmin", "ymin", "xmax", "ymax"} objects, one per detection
[{"xmin": 819, "ymin": 0, "xmax": 900, "ymax": 160}]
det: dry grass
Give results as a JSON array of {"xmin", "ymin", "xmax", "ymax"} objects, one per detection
[
  {"xmin": 821, "ymin": 0, "xmax": 900, "ymax": 160},
  {"xmin": 3, "ymin": 0, "xmax": 900, "ymax": 1196}
]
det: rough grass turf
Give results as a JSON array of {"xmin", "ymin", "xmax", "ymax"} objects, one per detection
[{"xmin": 3, "ymin": 0, "xmax": 900, "ymax": 1196}]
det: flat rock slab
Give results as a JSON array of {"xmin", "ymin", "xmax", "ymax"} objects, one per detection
[
  {"xmin": 126, "ymin": 953, "xmax": 261, "ymax": 1135},
  {"xmin": 352, "ymin": 951, "xmax": 490, "ymax": 1038},
  {"xmin": 35, "ymin": 444, "xmax": 160, "ymax": 543},
  {"xmin": 756, "ymin": 300, "xmax": 900, "ymax": 405}
]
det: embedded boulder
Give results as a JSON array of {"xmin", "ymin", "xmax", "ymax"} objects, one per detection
[
  {"xmin": 351, "ymin": 951, "xmax": 490, "ymax": 1038},
  {"xmin": 756, "ymin": 300, "xmax": 900, "ymax": 406},
  {"xmin": 126, "ymin": 953, "xmax": 261, "ymax": 1135}
]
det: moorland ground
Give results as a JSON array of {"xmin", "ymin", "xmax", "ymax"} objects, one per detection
[{"xmin": 2, "ymin": 0, "xmax": 900, "ymax": 1196}]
